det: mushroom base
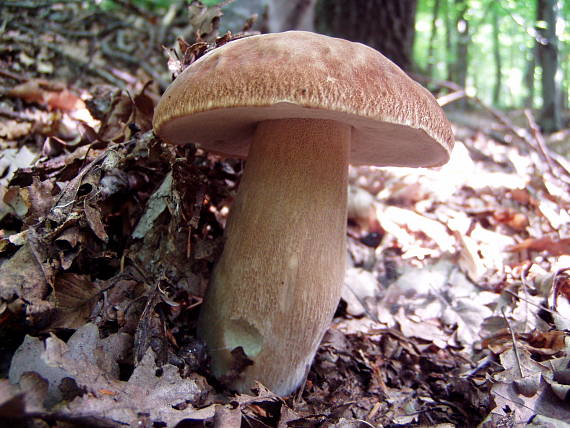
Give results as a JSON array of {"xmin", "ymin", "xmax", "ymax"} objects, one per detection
[{"xmin": 197, "ymin": 118, "xmax": 350, "ymax": 395}]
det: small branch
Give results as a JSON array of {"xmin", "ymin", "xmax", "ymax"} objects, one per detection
[
  {"xmin": 437, "ymin": 90, "xmax": 466, "ymax": 107},
  {"xmin": 0, "ymin": 68, "xmax": 28, "ymax": 82},
  {"xmin": 523, "ymin": 109, "xmax": 558, "ymax": 180}
]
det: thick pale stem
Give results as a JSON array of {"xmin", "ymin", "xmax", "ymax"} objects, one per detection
[{"xmin": 197, "ymin": 118, "xmax": 350, "ymax": 395}]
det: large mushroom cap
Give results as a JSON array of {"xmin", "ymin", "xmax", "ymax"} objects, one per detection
[{"xmin": 153, "ymin": 31, "xmax": 454, "ymax": 167}]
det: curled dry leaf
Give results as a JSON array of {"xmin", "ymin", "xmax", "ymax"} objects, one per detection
[{"xmin": 84, "ymin": 201, "xmax": 109, "ymax": 242}]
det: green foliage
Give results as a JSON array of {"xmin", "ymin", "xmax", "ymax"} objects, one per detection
[
  {"xmin": 201, "ymin": 0, "xmax": 226, "ymax": 5},
  {"xmin": 414, "ymin": 0, "xmax": 568, "ymax": 109}
]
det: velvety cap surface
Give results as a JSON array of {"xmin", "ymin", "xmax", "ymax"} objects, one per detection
[{"xmin": 153, "ymin": 31, "xmax": 454, "ymax": 167}]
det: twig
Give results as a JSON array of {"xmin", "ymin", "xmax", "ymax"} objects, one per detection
[
  {"xmin": 437, "ymin": 90, "xmax": 466, "ymax": 107},
  {"xmin": 502, "ymin": 288, "xmax": 570, "ymax": 323},
  {"xmin": 523, "ymin": 109, "xmax": 558, "ymax": 180},
  {"xmin": 0, "ymin": 68, "xmax": 28, "ymax": 82}
]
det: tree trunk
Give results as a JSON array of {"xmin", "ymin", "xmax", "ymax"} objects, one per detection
[
  {"xmin": 562, "ymin": 38, "xmax": 569, "ymax": 112},
  {"xmin": 492, "ymin": 3, "xmax": 502, "ymax": 106},
  {"xmin": 267, "ymin": 0, "xmax": 317, "ymax": 33},
  {"xmin": 454, "ymin": 0, "xmax": 469, "ymax": 108},
  {"xmin": 314, "ymin": 0, "xmax": 418, "ymax": 71},
  {"xmin": 536, "ymin": 0, "xmax": 562, "ymax": 132},
  {"xmin": 443, "ymin": 0, "xmax": 454, "ymax": 82},
  {"xmin": 524, "ymin": 44, "xmax": 536, "ymax": 109},
  {"xmin": 427, "ymin": 0, "xmax": 441, "ymax": 78}
]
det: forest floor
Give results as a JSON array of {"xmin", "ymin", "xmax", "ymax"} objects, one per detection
[{"xmin": 1, "ymin": 2, "xmax": 570, "ymax": 428}]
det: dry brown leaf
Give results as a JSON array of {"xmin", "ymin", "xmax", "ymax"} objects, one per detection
[
  {"xmin": 0, "ymin": 243, "xmax": 49, "ymax": 305},
  {"xmin": 52, "ymin": 273, "xmax": 101, "ymax": 329},
  {"xmin": 84, "ymin": 201, "xmax": 109, "ymax": 242},
  {"xmin": 9, "ymin": 325, "xmax": 214, "ymax": 425},
  {"xmin": 27, "ymin": 176, "xmax": 57, "ymax": 223},
  {"xmin": 8, "ymin": 80, "xmax": 84, "ymax": 112},
  {"xmin": 508, "ymin": 237, "xmax": 570, "ymax": 256},
  {"xmin": 526, "ymin": 330, "xmax": 567, "ymax": 354}
]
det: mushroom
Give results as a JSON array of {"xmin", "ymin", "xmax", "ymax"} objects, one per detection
[{"xmin": 153, "ymin": 31, "xmax": 454, "ymax": 395}]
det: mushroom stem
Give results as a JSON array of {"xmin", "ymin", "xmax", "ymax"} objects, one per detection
[{"xmin": 198, "ymin": 118, "xmax": 350, "ymax": 395}]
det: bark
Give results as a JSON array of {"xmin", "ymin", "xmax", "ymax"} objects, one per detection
[
  {"xmin": 427, "ymin": 0, "xmax": 441, "ymax": 77},
  {"xmin": 524, "ymin": 44, "xmax": 537, "ymax": 108},
  {"xmin": 492, "ymin": 4, "xmax": 502, "ymax": 106},
  {"xmin": 267, "ymin": 0, "xmax": 317, "ymax": 33},
  {"xmin": 443, "ymin": 0, "xmax": 454, "ymax": 82},
  {"xmin": 562, "ymin": 40, "xmax": 569, "ymax": 112},
  {"xmin": 454, "ymin": 0, "xmax": 469, "ymax": 88},
  {"xmin": 454, "ymin": 0, "xmax": 469, "ymax": 108},
  {"xmin": 314, "ymin": 0, "xmax": 418, "ymax": 71},
  {"xmin": 536, "ymin": 0, "xmax": 562, "ymax": 132}
]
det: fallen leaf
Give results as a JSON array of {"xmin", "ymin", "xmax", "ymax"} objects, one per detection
[
  {"xmin": 0, "ymin": 243, "xmax": 49, "ymax": 305},
  {"xmin": 84, "ymin": 200, "xmax": 109, "ymax": 242},
  {"xmin": 8, "ymin": 80, "xmax": 85, "ymax": 112},
  {"xmin": 51, "ymin": 274, "xmax": 101, "ymax": 329},
  {"xmin": 9, "ymin": 324, "xmax": 214, "ymax": 426},
  {"xmin": 508, "ymin": 237, "xmax": 570, "ymax": 256},
  {"xmin": 0, "ymin": 380, "xmax": 26, "ymax": 418}
]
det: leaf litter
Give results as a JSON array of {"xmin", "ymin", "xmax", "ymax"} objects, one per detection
[{"xmin": 1, "ymin": 1, "xmax": 569, "ymax": 427}]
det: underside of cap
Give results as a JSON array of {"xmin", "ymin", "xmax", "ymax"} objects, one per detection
[{"xmin": 153, "ymin": 31, "xmax": 454, "ymax": 168}]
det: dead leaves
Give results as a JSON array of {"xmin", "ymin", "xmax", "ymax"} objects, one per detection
[
  {"xmin": 166, "ymin": 1, "xmax": 260, "ymax": 78},
  {"xmin": 485, "ymin": 347, "xmax": 570, "ymax": 426},
  {"xmin": 342, "ymin": 106, "xmax": 570, "ymax": 425},
  {"xmin": 7, "ymin": 324, "xmax": 213, "ymax": 426},
  {"xmin": 51, "ymin": 273, "xmax": 102, "ymax": 329},
  {"xmin": 8, "ymin": 79, "xmax": 85, "ymax": 112}
]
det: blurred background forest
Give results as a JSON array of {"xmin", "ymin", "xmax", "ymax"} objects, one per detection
[{"xmin": 103, "ymin": 0, "xmax": 570, "ymax": 137}]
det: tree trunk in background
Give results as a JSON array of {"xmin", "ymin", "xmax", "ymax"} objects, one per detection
[
  {"xmin": 267, "ymin": 0, "xmax": 317, "ymax": 33},
  {"xmin": 562, "ymin": 40, "xmax": 569, "ymax": 112},
  {"xmin": 443, "ymin": 0, "xmax": 454, "ymax": 82},
  {"xmin": 524, "ymin": 45, "xmax": 536, "ymax": 108},
  {"xmin": 536, "ymin": 0, "xmax": 562, "ymax": 132},
  {"xmin": 314, "ymin": 0, "xmax": 418, "ymax": 71},
  {"xmin": 454, "ymin": 0, "xmax": 469, "ymax": 108},
  {"xmin": 492, "ymin": 3, "xmax": 502, "ymax": 106},
  {"xmin": 427, "ymin": 0, "xmax": 441, "ymax": 77}
]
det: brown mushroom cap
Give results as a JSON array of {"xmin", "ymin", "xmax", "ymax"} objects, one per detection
[{"xmin": 153, "ymin": 31, "xmax": 454, "ymax": 167}]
